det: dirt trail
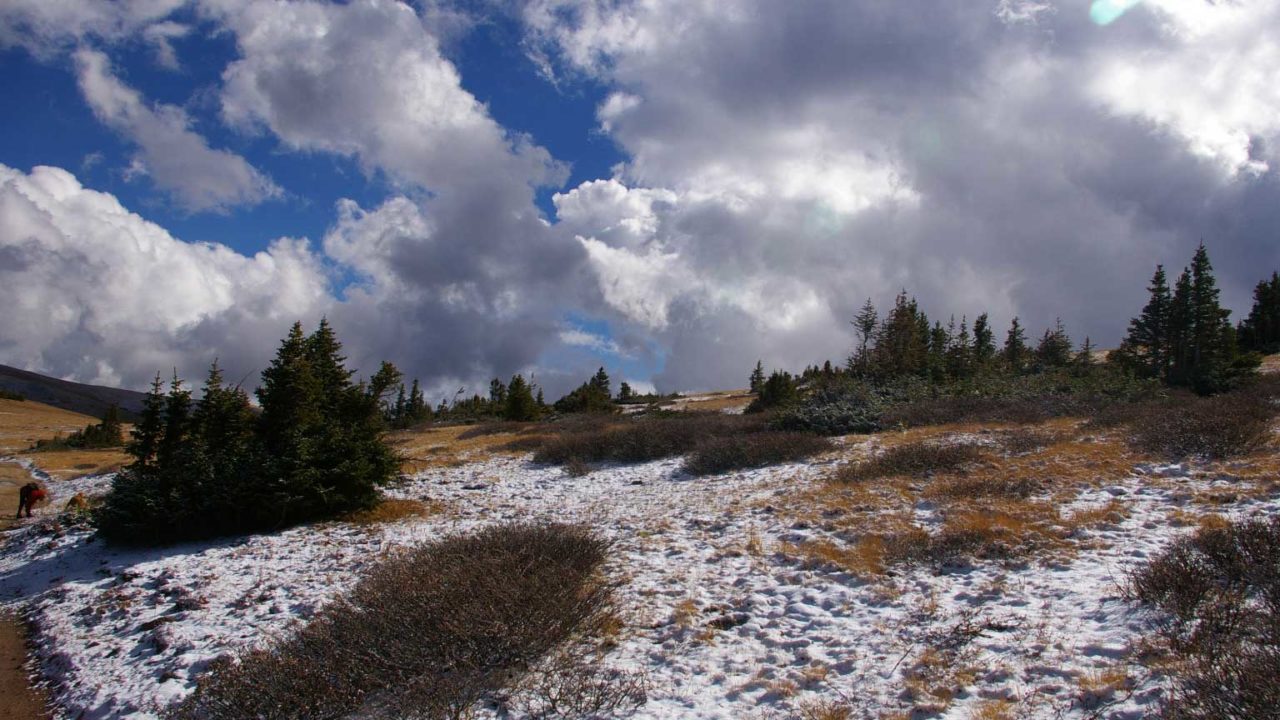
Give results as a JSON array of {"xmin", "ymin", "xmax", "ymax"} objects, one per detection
[
  {"xmin": 0, "ymin": 613, "xmax": 49, "ymax": 720},
  {"xmin": 0, "ymin": 461, "xmax": 51, "ymax": 719}
]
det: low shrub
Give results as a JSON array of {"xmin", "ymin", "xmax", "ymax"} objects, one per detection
[
  {"xmin": 1129, "ymin": 517, "xmax": 1280, "ymax": 719},
  {"xmin": 683, "ymin": 432, "xmax": 830, "ymax": 476},
  {"xmin": 774, "ymin": 368, "xmax": 1158, "ymax": 435},
  {"xmin": 533, "ymin": 413, "xmax": 766, "ymax": 467},
  {"xmin": 0, "ymin": 388, "xmax": 24, "ymax": 401},
  {"xmin": 1127, "ymin": 390, "xmax": 1275, "ymax": 460},
  {"xmin": 996, "ymin": 427, "xmax": 1066, "ymax": 455},
  {"xmin": 835, "ymin": 441, "xmax": 987, "ymax": 483},
  {"xmin": 169, "ymin": 523, "xmax": 639, "ymax": 720},
  {"xmin": 456, "ymin": 422, "xmax": 535, "ymax": 439}
]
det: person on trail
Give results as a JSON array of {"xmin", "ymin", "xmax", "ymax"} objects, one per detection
[{"xmin": 15, "ymin": 482, "xmax": 44, "ymax": 519}]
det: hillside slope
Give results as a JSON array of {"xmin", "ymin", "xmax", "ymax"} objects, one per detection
[{"xmin": 0, "ymin": 365, "xmax": 145, "ymax": 419}]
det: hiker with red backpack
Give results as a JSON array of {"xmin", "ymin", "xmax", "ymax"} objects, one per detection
[{"xmin": 16, "ymin": 482, "xmax": 45, "ymax": 519}]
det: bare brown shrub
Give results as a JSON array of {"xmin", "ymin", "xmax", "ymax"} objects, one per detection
[
  {"xmin": 835, "ymin": 441, "xmax": 987, "ymax": 484},
  {"xmin": 168, "ymin": 523, "xmax": 631, "ymax": 720},
  {"xmin": 682, "ymin": 431, "xmax": 831, "ymax": 476},
  {"xmin": 1129, "ymin": 516, "xmax": 1280, "ymax": 719}
]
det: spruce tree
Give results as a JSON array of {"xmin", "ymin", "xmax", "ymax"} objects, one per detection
[
  {"xmin": 1035, "ymin": 318, "xmax": 1073, "ymax": 369},
  {"xmin": 1238, "ymin": 271, "xmax": 1280, "ymax": 352},
  {"xmin": 127, "ymin": 374, "xmax": 166, "ymax": 469},
  {"xmin": 489, "ymin": 378, "xmax": 507, "ymax": 410},
  {"xmin": 591, "ymin": 367, "xmax": 611, "ymax": 399},
  {"xmin": 1167, "ymin": 268, "xmax": 1194, "ymax": 386},
  {"xmin": 1187, "ymin": 243, "xmax": 1238, "ymax": 392},
  {"xmin": 1119, "ymin": 265, "xmax": 1172, "ymax": 380},
  {"xmin": 750, "ymin": 360, "xmax": 766, "ymax": 393},
  {"xmin": 851, "ymin": 298, "xmax": 878, "ymax": 373},
  {"xmin": 157, "ymin": 371, "xmax": 192, "ymax": 471},
  {"xmin": 1002, "ymin": 317, "xmax": 1029, "ymax": 372},
  {"xmin": 619, "ymin": 381, "xmax": 635, "ymax": 402},
  {"xmin": 972, "ymin": 313, "xmax": 995, "ymax": 367},
  {"xmin": 946, "ymin": 316, "xmax": 972, "ymax": 379},
  {"xmin": 504, "ymin": 374, "xmax": 538, "ymax": 421}
]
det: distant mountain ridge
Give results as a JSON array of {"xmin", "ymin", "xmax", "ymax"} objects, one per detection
[{"xmin": 0, "ymin": 364, "xmax": 146, "ymax": 420}]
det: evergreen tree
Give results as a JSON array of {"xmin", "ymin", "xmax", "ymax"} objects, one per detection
[
  {"xmin": 192, "ymin": 361, "xmax": 256, "ymax": 457},
  {"xmin": 927, "ymin": 321, "xmax": 949, "ymax": 383},
  {"xmin": 946, "ymin": 316, "xmax": 972, "ymax": 379},
  {"xmin": 1118, "ymin": 265, "xmax": 1172, "ymax": 380},
  {"xmin": 591, "ymin": 367, "xmax": 611, "ymax": 399},
  {"xmin": 257, "ymin": 322, "xmax": 321, "ymax": 456},
  {"xmin": 873, "ymin": 291, "xmax": 929, "ymax": 377},
  {"xmin": 504, "ymin": 374, "xmax": 538, "ymax": 421},
  {"xmin": 1076, "ymin": 337, "xmax": 1096, "ymax": 367},
  {"xmin": 618, "ymin": 381, "xmax": 635, "ymax": 402},
  {"xmin": 1002, "ymin": 317, "xmax": 1029, "ymax": 372},
  {"xmin": 749, "ymin": 360, "xmax": 766, "ymax": 393},
  {"xmin": 408, "ymin": 379, "xmax": 428, "ymax": 424},
  {"xmin": 391, "ymin": 384, "xmax": 407, "ymax": 427},
  {"xmin": 1186, "ymin": 243, "xmax": 1239, "ymax": 392},
  {"xmin": 1167, "ymin": 268, "xmax": 1194, "ymax": 387},
  {"xmin": 126, "ymin": 374, "xmax": 166, "ymax": 469},
  {"xmin": 306, "ymin": 318, "xmax": 354, "ymax": 408},
  {"xmin": 972, "ymin": 313, "xmax": 996, "ymax": 367},
  {"xmin": 157, "ymin": 372, "xmax": 192, "ymax": 471},
  {"xmin": 489, "ymin": 378, "xmax": 508, "ymax": 409},
  {"xmin": 1238, "ymin": 271, "xmax": 1280, "ymax": 352},
  {"xmin": 851, "ymin": 298, "xmax": 878, "ymax": 373},
  {"xmin": 1035, "ymin": 318, "xmax": 1073, "ymax": 369},
  {"xmin": 748, "ymin": 370, "xmax": 798, "ymax": 412}
]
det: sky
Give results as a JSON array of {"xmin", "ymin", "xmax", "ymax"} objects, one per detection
[{"xmin": 1, "ymin": 0, "xmax": 1278, "ymax": 402}]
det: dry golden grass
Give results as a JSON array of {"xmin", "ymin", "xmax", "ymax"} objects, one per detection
[
  {"xmin": 968, "ymin": 699, "xmax": 1017, "ymax": 720},
  {"xmin": 776, "ymin": 425, "xmax": 1158, "ymax": 575},
  {"xmin": 388, "ymin": 424, "xmax": 548, "ymax": 473},
  {"xmin": 671, "ymin": 597, "xmax": 699, "ymax": 628},
  {"xmin": 23, "ymin": 448, "xmax": 129, "ymax": 480},
  {"xmin": 798, "ymin": 698, "xmax": 852, "ymax": 720},
  {"xmin": 673, "ymin": 392, "xmax": 753, "ymax": 413},
  {"xmin": 343, "ymin": 498, "xmax": 445, "ymax": 525},
  {"xmin": 0, "ymin": 398, "xmax": 105, "ymax": 453},
  {"xmin": 1260, "ymin": 353, "xmax": 1280, "ymax": 374}
]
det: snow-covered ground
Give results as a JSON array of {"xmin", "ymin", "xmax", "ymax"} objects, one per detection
[{"xmin": 2, "ymin": 441, "xmax": 1278, "ymax": 719}]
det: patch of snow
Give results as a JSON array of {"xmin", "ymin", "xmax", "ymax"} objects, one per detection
[{"xmin": 1, "ymin": 449, "xmax": 1277, "ymax": 718}]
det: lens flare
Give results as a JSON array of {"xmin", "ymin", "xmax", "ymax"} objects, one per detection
[{"xmin": 1090, "ymin": 0, "xmax": 1144, "ymax": 25}]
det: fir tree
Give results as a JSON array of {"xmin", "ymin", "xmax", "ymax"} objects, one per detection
[{"xmin": 618, "ymin": 381, "xmax": 635, "ymax": 402}]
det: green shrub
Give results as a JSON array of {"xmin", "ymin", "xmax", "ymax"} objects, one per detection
[
  {"xmin": 0, "ymin": 388, "xmax": 24, "ymax": 401},
  {"xmin": 683, "ymin": 432, "xmax": 831, "ymax": 475}
]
